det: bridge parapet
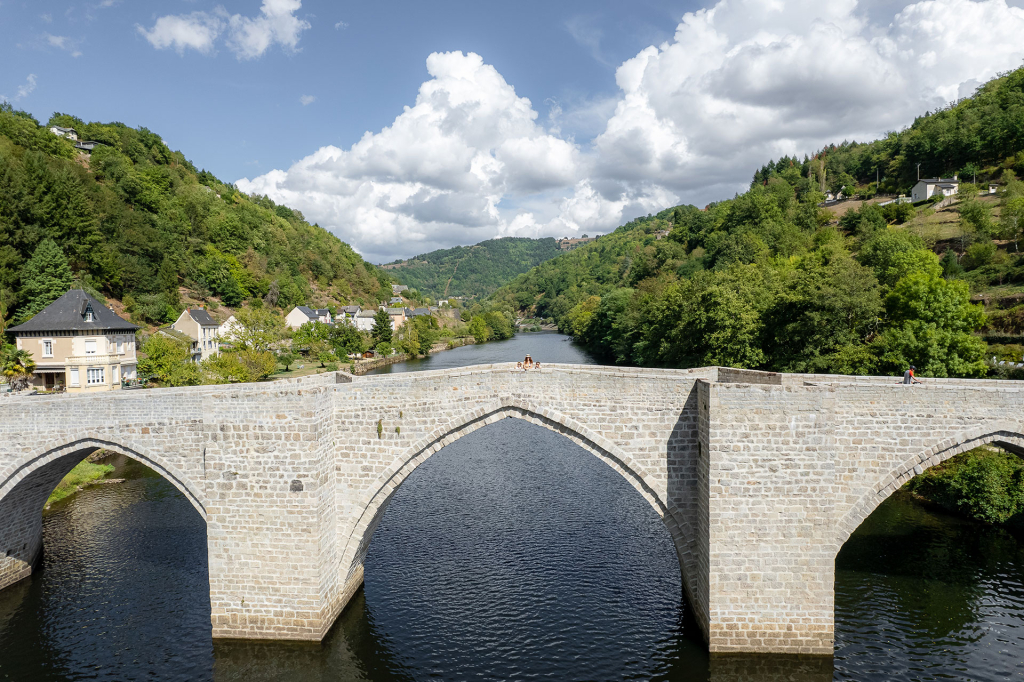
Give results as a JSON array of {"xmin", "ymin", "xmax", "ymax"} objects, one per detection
[{"xmin": 1, "ymin": 364, "xmax": 1022, "ymax": 654}]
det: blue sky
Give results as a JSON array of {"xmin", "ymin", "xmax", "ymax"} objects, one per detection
[{"xmin": 4, "ymin": 0, "xmax": 1024, "ymax": 262}]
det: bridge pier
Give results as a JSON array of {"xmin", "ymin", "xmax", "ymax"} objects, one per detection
[{"xmin": 2, "ymin": 366, "xmax": 1023, "ymax": 656}]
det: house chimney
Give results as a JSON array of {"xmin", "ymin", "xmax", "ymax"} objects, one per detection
[{"xmin": 953, "ymin": 174, "xmax": 958, "ymax": 181}]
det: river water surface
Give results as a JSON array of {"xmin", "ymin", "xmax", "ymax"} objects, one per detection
[{"xmin": 1, "ymin": 332, "xmax": 1023, "ymax": 681}]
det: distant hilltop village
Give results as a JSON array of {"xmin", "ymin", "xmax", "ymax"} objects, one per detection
[{"xmin": 556, "ymin": 236, "xmax": 596, "ymax": 250}]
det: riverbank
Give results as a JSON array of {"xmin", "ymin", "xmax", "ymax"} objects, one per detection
[
  {"xmin": 904, "ymin": 445, "xmax": 1024, "ymax": 526},
  {"xmin": 351, "ymin": 336, "xmax": 477, "ymax": 374},
  {"xmin": 45, "ymin": 458, "xmax": 115, "ymax": 508}
]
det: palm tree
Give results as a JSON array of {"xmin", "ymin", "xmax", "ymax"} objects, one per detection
[{"xmin": 1, "ymin": 346, "xmax": 36, "ymax": 391}]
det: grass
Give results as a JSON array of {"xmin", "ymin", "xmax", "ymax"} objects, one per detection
[{"xmin": 47, "ymin": 460, "xmax": 115, "ymax": 506}]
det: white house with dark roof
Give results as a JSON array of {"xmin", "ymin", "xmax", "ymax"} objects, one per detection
[
  {"xmin": 49, "ymin": 126, "xmax": 78, "ymax": 141},
  {"xmin": 911, "ymin": 177, "xmax": 959, "ymax": 203},
  {"xmin": 353, "ymin": 309, "xmax": 377, "ymax": 332},
  {"xmin": 171, "ymin": 308, "xmax": 221, "ymax": 361},
  {"xmin": 285, "ymin": 306, "xmax": 332, "ymax": 330},
  {"xmin": 335, "ymin": 305, "xmax": 361, "ymax": 325},
  {"xmin": 6, "ymin": 290, "xmax": 139, "ymax": 392}
]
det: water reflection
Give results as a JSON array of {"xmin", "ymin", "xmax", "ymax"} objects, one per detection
[
  {"xmin": 835, "ymin": 492, "xmax": 1024, "ymax": 681},
  {"xmin": 3, "ymin": 333, "xmax": 1024, "ymax": 680}
]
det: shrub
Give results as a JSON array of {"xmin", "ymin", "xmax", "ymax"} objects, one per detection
[{"xmin": 907, "ymin": 447, "xmax": 1024, "ymax": 524}]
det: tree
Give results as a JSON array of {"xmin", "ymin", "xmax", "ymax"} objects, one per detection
[
  {"xmin": 293, "ymin": 321, "xmax": 332, "ymax": 363},
  {"xmin": 277, "ymin": 350, "xmax": 299, "ymax": 371},
  {"xmin": 372, "ymin": 308, "xmax": 393, "ymax": 345},
  {"xmin": 329, "ymin": 322, "xmax": 366, "ymax": 357},
  {"xmin": 227, "ymin": 307, "xmax": 282, "ymax": 352},
  {"xmin": 468, "ymin": 315, "xmax": 490, "ymax": 343},
  {"xmin": 1000, "ymin": 196, "xmax": 1024, "ymax": 252},
  {"xmin": 1, "ymin": 345, "xmax": 36, "ymax": 391},
  {"xmin": 18, "ymin": 238, "xmax": 73, "ymax": 320},
  {"xmin": 874, "ymin": 272, "xmax": 988, "ymax": 377},
  {"xmin": 412, "ymin": 314, "xmax": 439, "ymax": 355},
  {"xmin": 137, "ymin": 333, "xmax": 192, "ymax": 383}
]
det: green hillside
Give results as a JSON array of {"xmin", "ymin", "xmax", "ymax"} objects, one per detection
[
  {"xmin": 0, "ymin": 106, "xmax": 391, "ymax": 330},
  {"xmin": 383, "ymin": 237, "xmax": 562, "ymax": 300},
  {"xmin": 491, "ymin": 66, "xmax": 1024, "ymax": 378}
]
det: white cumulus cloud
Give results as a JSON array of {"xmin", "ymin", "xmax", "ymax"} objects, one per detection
[
  {"xmin": 15, "ymin": 74, "xmax": 37, "ymax": 101},
  {"xmin": 237, "ymin": 51, "xmax": 581, "ymax": 261},
  {"xmin": 238, "ymin": 0, "xmax": 1024, "ymax": 262},
  {"xmin": 139, "ymin": 0, "xmax": 310, "ymax": 59},
  {"xmin": 300, "ymin": 94, "xmax": 316, "ymax": 106},
  {"xmin": 138, "ymin": 11, "xmax": 225, "ymax": 54}
]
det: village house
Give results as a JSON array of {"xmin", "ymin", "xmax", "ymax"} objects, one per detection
[
  {"xmin": 353, "ymin": 309, "xmax": 378, "ymax": 332},
  {"xmin": 171, "ymin": 308, "xmax": 220, "ymax": 362},
  {"xmin": 336, "ymin": 305, "xmax": 361, "ymax": 324},
  {"xmin": 386, "ymin": 307, "xmax": 407, "ymax": 330},
  {"xmin": 218, "ymin": 315, "xmax": 239, "ymax": 344},
  {"xmin": 157, "ymin": 328, "xmax": 201, "ymax": 363},
  {"xmin": 391, "ymin": 284, "xmax": 409, "ymax": 295},
  {"xmin": 285, "ymin": 306, "xmax": 332, "ymax": 330},
  {"xmin": 6, "ymin": 290, "xmax": 139, "ymax": 392},
  {"xmin": 49, "ymin": 126, "xmax": 78, "ymax": 141},
  {"xmin": 911, "ymin": 176, "xmax": 959, "ymax": 203},
  {"xmin": 390, "ymin": 296, "xmax": 404, "ymax": 305}
]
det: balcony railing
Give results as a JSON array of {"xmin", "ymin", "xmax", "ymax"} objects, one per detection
[{"xmin": 64, "ymin": 354, "xmax": 136, "ymax": 365}]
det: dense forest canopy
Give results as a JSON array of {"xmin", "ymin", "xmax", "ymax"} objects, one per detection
[
  {"xmin": 491, "ymin": 66, "xmax": 1024, "ymax": 378},
  {"xmin": 0, "ymin": 105, "xmax": 391, "ymax": 330},
  {"xmin": 383, "ymin": 237, "xmax": 563, "ymax": 300},
  {"xmin": 752, "ymin": 66, "xmax": 1024, "ymax": 196}
]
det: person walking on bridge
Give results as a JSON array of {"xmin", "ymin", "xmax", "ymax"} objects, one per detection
[{"xmin": 903, "ymin": 365, "xmax": 922, "ymax": 385}]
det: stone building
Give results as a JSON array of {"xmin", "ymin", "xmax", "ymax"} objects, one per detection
[
  {"xmin": 6, "ymin": 290, "xmax": 139, "ymax": 392},
  {"xmin": 171, "ymin": 308, "xmax": 221, "ymax": 362}
]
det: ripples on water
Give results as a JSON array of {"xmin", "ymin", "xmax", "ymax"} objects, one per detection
[{"xmin": 2, "ymin": 334, "xmax": 1024, "ymax": 680}]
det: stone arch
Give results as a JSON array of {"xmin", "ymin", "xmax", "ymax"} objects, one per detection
[
  {"xmin": 0, "ymin": 435, "xmax": 208, "ymax": 593},
  {"xmin": 834, "ymin": 421, "xmax": 1024, "ymax": 548},
  {"xmin": 336, "ymin": 397, "xmax": 683, "ymax": 605},
  {"xmin": 0, "ymin": 435, "xmax": 207, "ymax": 519}
]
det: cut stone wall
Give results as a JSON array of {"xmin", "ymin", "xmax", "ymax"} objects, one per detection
[{"xmin": 1, "ymin": 364, "xmax": 1022, "ymax": 655}]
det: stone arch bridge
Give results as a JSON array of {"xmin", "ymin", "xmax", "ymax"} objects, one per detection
[{"xmin": 1, "ymin": 365, "xmax": 1021, "ymax": 655}]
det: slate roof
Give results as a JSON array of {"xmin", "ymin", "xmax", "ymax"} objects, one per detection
[
  {"xmin": 340, "ymin": 305, "xmax": 361, "ymax": 314},
  {"xmin": 295, "ymin": 306, "xmax": 330, "ymax": 319},
  {"xmin": 355, "ymin": 310, "xmax": 377, "ymax": 318},
  {"xmin": 158, "ymin": 328, "xmax": 196, "ymax": 345},
  {"xmin": 8, "ymin": 290, "xmax": 139, "ymax": 334},
  {"xmin": 187, "ymin": 308, "xmax": 218, "ymax": 326},
  {"xmin": 410, "ymin": 307, "xmax": 430, "ymax": 316}
]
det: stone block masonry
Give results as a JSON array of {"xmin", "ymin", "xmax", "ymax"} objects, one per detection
[{"xmin": 0, "ymin": 365, "xmax": 1021, "ymax": 655}]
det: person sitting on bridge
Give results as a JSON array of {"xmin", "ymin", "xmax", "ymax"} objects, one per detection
[
  {"xmin": 903, "ymin": 365, "xmax": 923, "ymax": 385},
  {"xmin": 523, "ymin": 354, "xmax": 534, "ymax": 369}
]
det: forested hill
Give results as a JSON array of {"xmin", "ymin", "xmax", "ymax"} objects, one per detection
[
  {"xmin": 491, "ymin": 66, "xmax": 1024, "ymax": 378},
  {"xmin": 0, "ymin": 106, "xmax": 391, "ymax": 329},
  {"xmin": 382, "ymin": 237, "xmax": 562, "ymax": 300}
]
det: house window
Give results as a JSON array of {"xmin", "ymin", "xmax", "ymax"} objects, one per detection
[
  {"xmin": 112, "ymin": 366, "xmax": 119, "ymax": 383},
  {"xmin": 87, "ymin": 368, "xmax": 104, "ymax": 385},
  {"xmin": 85, "ymin": 339, "xmax": 97, "ymax": 355},
  {"xmin": 84, "ymin": 305, "xmax": 94, "ymax": 322},
  {"xmin": 43, "ymin": 340, "xmax": 53, "ymax": 357},
  {"xmin": 69, "ymin": 368, "xmax": 80, "ymax": 386}
]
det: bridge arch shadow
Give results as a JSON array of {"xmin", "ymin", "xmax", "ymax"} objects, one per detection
[
  {"xmin": 337, "ymin": 398, "xmax": 691, "ymax": 613},
  {"xmin": 0, "ymin": 437, "xmax": 207, "ymax": 591},
  {"xmin": 834, "ymin": 421, "xmax": 1024, "ymax": 550}
]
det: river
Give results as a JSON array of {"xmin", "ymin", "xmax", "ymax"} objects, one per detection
[{"xmin": 1, "ymin": 332, "xmax": 1022, "ymax": 681}]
